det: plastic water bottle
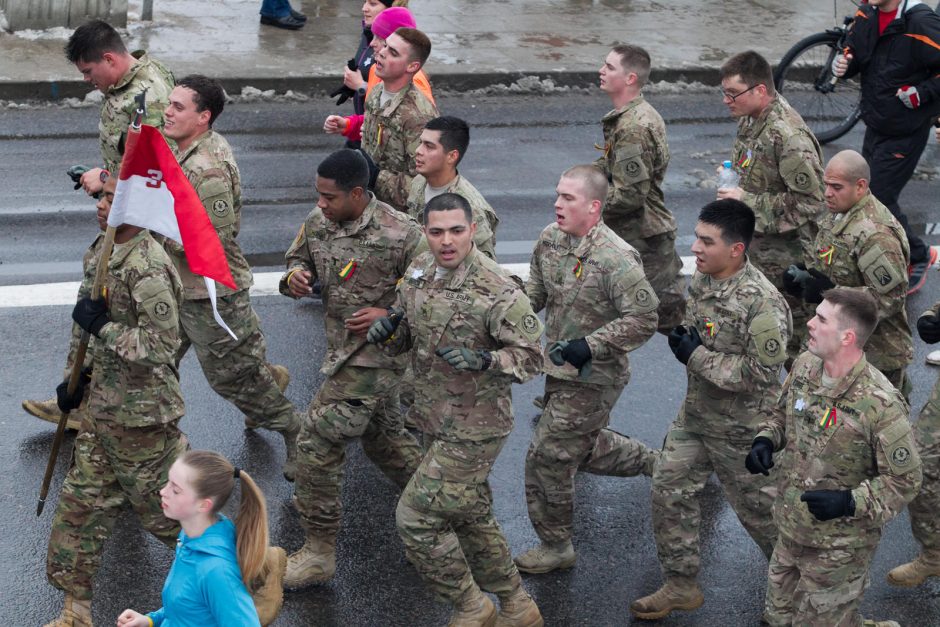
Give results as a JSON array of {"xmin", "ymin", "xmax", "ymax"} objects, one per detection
[{"xmin": 717, "ymin": 160, "xmax": 740, "ymax": 190}]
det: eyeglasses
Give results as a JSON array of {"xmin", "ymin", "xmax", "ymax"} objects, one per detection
[{"xmin": 719, "ymin": 84, "xmax": 759, "ymax": 102}]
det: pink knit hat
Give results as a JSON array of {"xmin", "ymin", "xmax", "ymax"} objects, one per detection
[{"xmin": 371, "ymin": 7, "xmax": 416, "ymax": 39}]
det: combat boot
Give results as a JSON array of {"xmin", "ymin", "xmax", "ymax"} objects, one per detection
[
  {"xmin": 252, "ymin": 546, "xmax": 287, "ymax": 626},
  {"xmin": 495, "ymin": 586, "xmax": 543, "ymax": 627},
  {"xmin": 630, "ymin": 577, "xmax": 704, "ymax": 620},
  {"xmin": 23, "ymin": 397, "xmax": 84, "ymax": 431},
  {"xmin": 513, "ymin": 540, "xmax": 576, "ymax": 574},
  {"xmin": 284, "ymin": 537, "xmax": 336, "ymax": 589},
  {"xmin": 886, "ymin": 550, "xmax": 940, "ymax": 587},
  {"xmin": 281, "ymin": 412, "xmax": 302, "ymax": 482},
  {"xmin": 44, "ymin": 594, "xmax": 93, "ymax": 627},
  {"xmin": 245, "ymin": 364, "xmax": 291, "ymax": 429},
  {"xmin": 448, "ymin": 586, "xmax": 496, "ymax": 627}
]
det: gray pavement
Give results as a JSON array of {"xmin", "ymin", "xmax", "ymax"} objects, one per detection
[{"xmin": 0, "ymin": 0, "xmax": 862, "ymax": 99}]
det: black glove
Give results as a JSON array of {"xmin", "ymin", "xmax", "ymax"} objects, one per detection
[
  {"xmin": 560, "ymin": 338, "xmax": 592, "ymax": 369},
  {"xmin": 55, "ymin": 367, "xmax": 92, "ymax": 413},
  {"xmin": 435, "ymin": 346, "xmax": 492, "ymax": 371},
  {"xmin": 66, "ymin": 164, "xmax": 89, "ymax": 190},
  {"xmin": 802, "ymin": 268, "xmax": 836, "ymax": 304},
  {"xmin": 72, "ymin": 297, "xmax": 110, "ymax": 337},
  {"xmin": 781, "ymin": 263, "xmax": 810, "ymax": 297},
  {"xmin": 366, "ymin": 307, "xmax": 403, "ymax": 344},
  {"xmin": 329, "ymin": 84, "xmax": 355, "ymax": 106},
  {"xmin": 917, "ymin": 312, "xmax": 940, "ymax": 344},
  {"xmin": 674, "ymin": 326, "xmax": 702, "ymax": 365},
  {"xmin": 358, "ymin": 149, "xmax": 380, "ymax": 190},
  {"xmin": 745, "ymin": 437, "xmax": 775, "ymax": 476},
  {"xmin": 800, "ymin": 489, "xmax": 855, "ymax": 521},
  {"xmin": 667, "ymin": 325, "xmax": 687, "ymax": 352}
]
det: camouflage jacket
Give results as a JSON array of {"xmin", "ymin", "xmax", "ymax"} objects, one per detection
[
  {"xmin": 90, "ymin": 229, "xmax": 184, "ymax": 427},
  {"xmin": 527, "ymin": 221, "xmax": 658, "ymax": 386},
  {"xmin": 65, "ymin": 233, "xmax": 104, "ymax": 377},
  {"xmin": 808, "ymin": 191, "xmax": 912, "ymax": 372},
  {"xmin": 595, "ymin": 95, "xmax": 677, "ymax": 242},
  {"xmin": 731, "ymin": 95, "xmax": 825, "ymax": 241},
  {"xmin": 406, "ymin": 173, "xmax": 500, "ymax": 260},
  {"xmin": 387, "ymin": 247, "xmax": 544, "ymax": 441},
  {"xmin": 757, "ymin": 352, "xmax": 921, "ymax": 549},
  {"xmin": 99, "ymin": 51, "xmax": 174, "ymax": 173},
  {"xmin": 679, "ymin": 260, "xmax": 792, "ymax": 439},
  {"xmin": 280, "ymin": 194, "xmax": 422, "ymax": 376},
  {"xmin": 166, "ymin": 130, "xmax": 253, "ymax": 300},
  {"xmin": 361, "ymin": 82, "xmax": 439, "ymax": 211}
]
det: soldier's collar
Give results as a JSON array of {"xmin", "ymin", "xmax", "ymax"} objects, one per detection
[
  {"xmin": 703, "ymin": 257, "xmax": 749, "ymax": 293},
  {"xmin": 111, "ymin": 50, "xmax": 148, "ymax": 93},
  {"xmin": 435, "ymin": 245, "xmax": 480, "ymax": 289},
  {"xmin": 174, "ymin": 129, "xmax": 214, "ymax": 163},
  {"xmin": 602, "ymin": 94, "xmax": 645, "ymax": 121},
  {"xmin": 108, "ymin": 229, "xmax": 150, "ymax": 267},
  {"xmin": 803, "ymin": 353, "xmax": 869, "ymax": 399},
  {"xmin": 333, "ymin": 194, "xmax": 378, "ymax": 236},
  {"xmin": 378, "ymin": 81, "xmax": 413, "ymax": 115},
  {"xmin": 564, "ymin": 221, "xmax": 603, "ymax": 255}
]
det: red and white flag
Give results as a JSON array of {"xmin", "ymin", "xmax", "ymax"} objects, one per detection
[{"xmin": 109, "ymin": 124, "xmax": 238, "ymax": 338}]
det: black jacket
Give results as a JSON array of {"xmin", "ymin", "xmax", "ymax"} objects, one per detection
[{"xmin": 845, "ymin": 0, "xmax": 940, "ymax": 136}]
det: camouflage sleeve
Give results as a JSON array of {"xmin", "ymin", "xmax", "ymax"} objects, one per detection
[
  {"xmin": 687, "ymin": 303, "xmax": 790, "ymax": 392},
  {"xmin": 756, "ymin": 368, "xmax": 793, "ymax": 450},
  {"xmin": 852, "ymin": 405, "xmax": 923, "ymax": 527},
  {"xmin": 488, "ymin": 290, "xmax": 544, "ymax": 383},
  {"xmin": 856, "ymin": 232, "xmax": 909, "ymax": 320},
  {"xmin": 97, "ymin": 273, "xmax": 181, "ymax": 367},
  {"xmin": 585, "ymin": 263, "xmax": 658, "ymax": 357},
  {"xmin": 406, "ymin": 177, "xmax": 423, "ymax": 220},
  {"xmin": 604, "ymin": 128, "xmax": 655, "ymax": 219},
  {"xmin": 740, "ymin": 133, "xmax": 824, "ymax": 235},
  {"xmin": 380, "ymin": 280, "xmax": 413, "ymax": 356},
  {"xmin": 374, "ymin": 114, "xmax": 429, "ymax": 210},
  {"xmin": 279, "ymin": 220, "xmax": 316, "ymax": 297},
  {"xmin": 472, "ymin": 214, "xmax": 497, "ymax": 260},
  {"xmin": 65, "ymin": 244, "xmax": 102, "ymax": 375},
  {"xmin": 399, "ymin": 222, "xmax": 425, "ymax": 273},
  {"xmin": 525, "ymin": 239, "xmax": 547, "ymax": 314}
]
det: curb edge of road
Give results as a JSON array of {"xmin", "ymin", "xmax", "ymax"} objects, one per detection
[{"xmin": 0, "ymin": 67, "xmax": 721, "ymax": 101}]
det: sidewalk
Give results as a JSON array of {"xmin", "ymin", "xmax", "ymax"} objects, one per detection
[{"xmin": 0, "ymin": 0, "xmax": 857, "ymax": 100}]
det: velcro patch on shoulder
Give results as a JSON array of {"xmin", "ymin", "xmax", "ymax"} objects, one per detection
[
  {"xmin": 859, "ymin": 243, "xmax": 904, "ymax": 294},
  {"xmin": 621, "ymin": 266, "xmax": 659, "ymax": 314},
  {"xmin": 878, "ymin": 418, "xmax": 920, "ymax": 475},
  {"xmin": 782, "ymin": 152, "xmax": 821, "ymax": 193},
  {"xmin": 137, "ymin": 277, "xmax": 178, "ymax": 332},
  {"xmin": 504, "ymin": 296, "xmax": 543, "ymax": 342},
  {"xmin": 749, "ymin": 311, "xmax": 787, "ymax": 367},
  {"xmin": 615, "ymin": 142, "xmax": 649, "ymax": 183}
]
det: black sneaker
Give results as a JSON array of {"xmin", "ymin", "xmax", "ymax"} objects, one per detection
[
  {"xmin": 260, "ymin": 14, "xmax": 305, "ymax": 30},
  {"xmin": 907, "ymin": 246, "xmax": 938, "ymax": 296},
  {"xmin": 290, "ymin": 8, "xmax": 307, "ymax": 21}
]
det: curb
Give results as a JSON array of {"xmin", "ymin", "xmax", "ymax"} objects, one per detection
[{"xmin": 0, "ymin": 67, "xmax": 721, "ymax": 102}]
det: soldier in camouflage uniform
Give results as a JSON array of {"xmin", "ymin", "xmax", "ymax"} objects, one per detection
[
  {"xmin": 277, "ymin": 149, "xmax": 424, "ymax": 589},
  {"xmin": 782, "ymin": 150, "xmax": 913, "ymax": 397},
  {"xmin": 717, "ymin": 51, "xmax": 825, "ymax": 363},
  {"xmin": 22, "ymin": 20, "xmax": 175, "ymax": 424},
  {"xmin": 406, "ymin": 116, "xmax": 499, "ymax": 260},
  {"xmin": 631, "ymin": 199, "xmax": 791, "ymax": 621},
  {"xmin": 886, "ymin": 298, "xmax": 940, "ymax": 587},
  {"xmin": 162, "ymin": 76, "xmax": 300, "ymax": 480},
  {"xmin": 595, "ymin": 44, "xmax": 686, "ymax": 333},
  {"xmin": 514, "ymin": 165, "xmax": 659, "ymax": 575},
  {"xmin": 748, "ymin": 288, "xmax": 920, "ymax": 627},
  {"xmin": 359, "ymin": 28, "xmax": 439, "ymax": 211},
  {"xmin": 44, "ymin": 176, "xmax": 187, "ymax": 627},
  {"xmin": 368, "ymin": 193, "xmax": 544, "ymax": 626}
]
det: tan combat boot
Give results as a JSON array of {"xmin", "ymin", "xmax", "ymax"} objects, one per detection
[
  {"xmin": 281, "ymin": 412, "xmax": 302, "ymax": 482},
  {"xmin": 495, "ymin": 586, "xmax": 543, "ymax": 627},
  {"xmin": 252, "ymin": 546, "xmax": 287, "ymax": 626},
  {"xmin": 23, "ymin": 397, "xmax": 84, "ymax": 431},
  {"xmin": 448, "ymin": 586, "xmax": 497, "ymax": 627},
  {"xmin": 245, "ymin": 364, "xmax": 290, "ymax": 429},
  {"xmin": 630, "ymin": 577, "xmax": 704, "ymax": 620},
  {"xmin": 44, "ymin": 594, "xmax": 93, "ymax": 627},
  {"xmin": 887, "ymin": 550, "xmax": 940, "ymax": 587},
  {"xmin": 513, "ymin": 540, "xmax": 576, "ymax": 574},
  {"xmin": 284, "ymin": 537, "xmax": 336, "ymax": 589}
]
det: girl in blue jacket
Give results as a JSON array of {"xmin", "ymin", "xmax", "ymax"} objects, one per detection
[{"xmin": 117, "ymin": 451, "xmax": 284, "ymax": 627}]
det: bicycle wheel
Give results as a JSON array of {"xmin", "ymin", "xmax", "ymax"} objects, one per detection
[{"xmin": 774, "ymin": 31, "xmax": 862, "ymax": 144}]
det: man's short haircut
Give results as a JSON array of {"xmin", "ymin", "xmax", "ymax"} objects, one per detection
[
  {"xmin": 719, "ymin": 50, "xmax": 775, "ymax": 96},
  {"xmin": 561, "ymin": 164, "xmax": 609, "ymax": 205},
  {"xmin": 423, "ymin": 192, "xmax": 473, "ymax": 225},
  {"xmin": 317, "ymin": 149, "xmax": 369, "ymax": 192},
  {"xmin": 611, "ymin": 44, "xmax": 652, "ymax": 88},
  {"xmin": 698, "ymin": 199, "xmax": 756, "ymax": 249},
  {"xmin": 425, "ymin": 116, "xmax": 470, "ymax": 164},
  {"xmin": 394, "ymin": 28, "xmax": 432, "ymax": 66},
  {"xmin": 65, "ymin": 19, "xmax": 127, "ymax": 63},
  {"xmin": 829, "ymin": 150, "xmax": 871, "ymax": 184},
  {"xmin": 821, "ymin": 287, "xmax": 879, "ymax": 347},
  {"xmin": 176, "ymin": 75, "xmax": 226, "ymax": 127}
]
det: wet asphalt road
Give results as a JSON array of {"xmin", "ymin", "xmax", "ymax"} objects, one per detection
[{"xmin": 3, "ymin": 91, "xmax": 940, "ymax": 625}]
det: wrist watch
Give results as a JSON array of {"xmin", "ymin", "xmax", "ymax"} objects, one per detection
[{"xmin": 99, "ymin": 169, "xmax": 110, "ymax": 183}]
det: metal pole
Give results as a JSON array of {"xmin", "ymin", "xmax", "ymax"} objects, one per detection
[{"xmin": 142, "ymin": 0, "xmax": 153, "ymax": 21}]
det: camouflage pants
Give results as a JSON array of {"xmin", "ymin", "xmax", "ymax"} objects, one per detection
[
  {"xmin": 750, "ymin": 231, "xmax": 810, "ymax": 364},
  {"xmin": 397, "ymin": 436, "xmax": 521, "ymax": 604},
  {"xmin": 177, "ymin": 290, "xmax": 295, "ymax": 432},
  {"xmin": 909, "ymin": 373, "xmax": 940, "ymax": 552},
  {"xmin": 630, "ymin": 231, "xmax": 687, "ymax": 333},
  {"xmin": 46, "ymin": 416, "xmax": 186, "ymax": 599},
  {"xmin": 651, "ymin": 426, "xmax": 777, "ymax": 580},
  {"xmin": 764, "ymin": 536, "xmax": 873, "ymax": 627},
  {"xmin": 525, "ymin": 377, "xmax": 656, "ymax": 544},
  {"xmin": 294, "ymin": 365, "xmax": 423, "ymax": 539}
]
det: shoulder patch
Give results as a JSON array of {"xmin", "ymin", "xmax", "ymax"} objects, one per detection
[
  {"xmin": 878, "ymin": 418, "xmax": 921, "ymax": 475},
  {"xmin": 859, "ymin": 242, "xmax": 905, "ymax": 294},
  {"xmin": 504, "ymin": 296, "xmax": 543, "ymax": 342},
  {"xmin": 138, "ymin": 280, "xmax": 178, "ymax": 332},
  {"xmin": 749, "ymin": 311, "xmax": 787, "ymax": 367}
]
